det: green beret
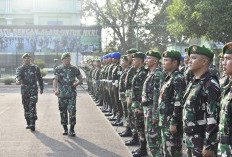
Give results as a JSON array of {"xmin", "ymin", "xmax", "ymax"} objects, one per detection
[
  {"xmin": 188, "ymin": 45, "xmax": 214, "ymax": 59},
  {"xmin": 222, "ymin": 42, "xmax": 232, "ymax": 55},
  {"xmin": 61, "ymin": 52, "xmax": 71, "ymax": 60},
  {"xmin": 22, "ymin": 53, "xmax": 31, "ymax": 59},
  {"xmin": 127, "ymin": 48, "xmax": 139, "ymax": 54},
  {"xmin": 163, "ymin": 50, "xmax": 182, "ymax": 60},
  {"xmin": 121, "ymin": 55, "xmax": 128, "ymax": 61},
  {"xmin": 54, "ymin": 59, "xmax": 58, "ymax": 62},
  {"xmin": 132, "ymin": 52, "xmax": 145, "ymax": 59},
  {"xmin": 146, "ymin": 50, "xmax": 161, "ymax": 59}
]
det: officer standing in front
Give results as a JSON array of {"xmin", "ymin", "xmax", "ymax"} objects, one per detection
[
  {"xmin": 53, "ymin": 52, "xmax": 83, "ymax": 136},
  {"xmin": 16, "ymin": 53, "xmax": 44, "ymax": 131},
  {"xmin": 217, "ymin": 42, "xmax": 232, "ymax": 156},
  {"xmin": 183, "ymin": 45, "xmax": 220, "ymax": 157}
]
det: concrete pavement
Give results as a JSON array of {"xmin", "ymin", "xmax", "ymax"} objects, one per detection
[{"xmin": 0, "ymin": 85, "xmax": 132, "ymax": 157}]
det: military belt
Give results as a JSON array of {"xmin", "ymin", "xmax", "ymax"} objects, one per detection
[
  {"xmin": 184, "ymin": 125, "xmax": 205, "ymax": 136},
  {"xmin": 217, "ymin": 134, "xmax": 232, "ymax": 144}
]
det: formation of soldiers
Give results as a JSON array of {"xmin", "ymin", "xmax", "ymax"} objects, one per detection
[{"xmin": 83, "ymin": 43, "xmax": 232, "ymax": 157}]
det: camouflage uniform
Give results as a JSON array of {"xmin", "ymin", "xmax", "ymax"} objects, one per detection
[
  {"xmin": 183, "ymin": 71, "xmax": 220, "ymax": 157},
  {"xmin": 54, "ymin": 64, "xmax": 82, "ymax": 125},
  {"xmin": 158, "ymin": 69, "xmax": 186, "ymax": 157},
  {"xmin": 131, "ymin": 66, "xmax": 148, "ymax": 144},
  {"xmin": 220, "ymin": 73, "xmax": 230, "ymax": 90},
  {"xmin": 112, "ymin": 62, "xmax": 123, "ymax": 119},
  {"xmin": 119, "ymin": 67, "xmax": 130, "ymax": 125},
  {"xmin": 106, "ymin": 63, "xmax": 115, "ymax": 113},
  {"xmin": 217, "ymin": 81, "xmax": 232, "ymax": 157},
  {"xmin": 184, "ymin": 66, "xmax": 195, "ymax": 86},
  {"xmin": 141, "ymin": 66, "xmax": 164, "ymax": 157},
  {"xmin": 16, "ymin": 64, "xmax": 44, "ymax": 124}
]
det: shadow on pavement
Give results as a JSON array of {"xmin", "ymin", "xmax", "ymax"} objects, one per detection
[
  {"xmin": 67, "ymin": 136, "xmax": 122, "ymax": 157},
  {"xmin": 33, "ymin": 131, "xmax": 88, "ymax": 157}
]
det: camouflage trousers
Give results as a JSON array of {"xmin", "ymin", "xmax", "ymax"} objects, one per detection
[
  {"xmin": 126, "ymin": 90, "xmax": 135, "ymax": 130},
  {"xmin": 113, "ymin": 86, "xmax": 123, "ymax": 118},
  {"xmin": 218, "ymin": 143, "xmax": 232, "ymax": 157},
  {"xmin": 120, "ymin": 93, "xmax": 128, "ymax": 123},
  {"xmin": 143, "ymin": 106, "xmax": 162, "ymax": 157},
  {"xmin": 161, "ymin": 126, "xmax": 182, "ymax": 157},
  {"xmin": 58, "ymin": 97, "xmax": 76, "ymax": 125},
  {"xmin": 22, "ymin": 94, "xmax": 38, "ymax": 122},
  {"xmin": 132, "ymin": 101, "xmax": 145, "ymax": 142}
]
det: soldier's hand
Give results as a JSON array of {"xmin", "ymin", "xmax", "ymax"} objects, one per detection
[
  {"xmin": 152, "ymin": 120, "xmax": 159, "ymax": 125},
  {"xmin": 170, "ymin": 125, "xmax": 177, "ymax": 134},
  {"xmin": 54, "ymin": 90, "xmax": 59, "ymax": 96},
  {"xmin": 40, "ymin": 90, "xmax": 43, "ymax": 94},
  {"xmin": 138, "ymin": 109, "xmax": 143, "ymax": 114},
  {"xmin": 72, "ymin": 82, "xmax": 78, "ymax": 88},
  {"xmin": 202, "ymin": 150, "xmax": 214, "ymax": 157},
  {"xmin": 16, "ymin": 80, "xmax": 20, "ymax": 85}
]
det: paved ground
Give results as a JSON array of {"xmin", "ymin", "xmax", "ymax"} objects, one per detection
[{"xmin": 0, "ymin": 85, "xmax": 134, "ymax": 157}]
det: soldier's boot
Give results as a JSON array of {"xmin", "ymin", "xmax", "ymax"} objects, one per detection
[
  {"xmin": 30, "ymin": 120, "xmax": 35, "ymax": 131},
  {"xmin": 69, "ymin": 125, "xmax": 75, "ymax": 137},
  {"xmin": 132, "ymin": 140, "xmax": 148, "ymax": 157},
  {"xmin": 112, "ymin": 117, "xmax": 123, "ymax": 126},
  {"xmin": 62, "ymin": 125, "xmax": 68, "ymax": 135},
  {"xmin": 125, "ymin": 133, "xmax": 139, "ymax": 146},
  {"xmin": 96, "ymin": 100, "xmax": 103, "ymax": 106},
  {"xmin": 119, "ymin": 127, "xmax": 132, "ymax": 137},
  {"xmin": 26, "ymin": 119, "xmax": 30, "ymax": 129}
]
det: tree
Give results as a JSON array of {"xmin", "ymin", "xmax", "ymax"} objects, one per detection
[
  {"xmin": 82, "ymin": 0, "xmax": 164, "ymax": 52},
  {"xmin": 167, "ymin": 0, "xmax": 232, "ymax": 44}
]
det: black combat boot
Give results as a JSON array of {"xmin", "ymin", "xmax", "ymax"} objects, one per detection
[
  {"xmin": 112, "ymin": 117, "xmax": 123, "ymax": 126},
  {"xmin": 69, "ymin": 125, "xmax": 75, "ymax": 137},
  {"xmin": 26, "ymin": 119, "xmax": 30, "ymax": 129},
  {"xmin": 125, "ymin": 133, "xmax": 139, "ymax": 146},
  {"xmin": 119, "ymin": 127, "xmax": 132, "ymax": 137},
  {"xmin": 132, "ymin": 140, "xmax": 148, "ymax": 157},
  {"xmin": 62, "ymin": 125, "xmax": 68, "ymax": 135},
  {"xmin": 30, "ymin": 120, "xmax": 35, "ymax": 131}
]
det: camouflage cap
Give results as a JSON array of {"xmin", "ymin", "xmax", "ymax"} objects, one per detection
[
  {"xmin": 163, "ymin": 50, "xmax": 182, "ymax": 60},
  {"xmin": 126, "ymin": 48, "xmax": 139, "ymax": 54},
  {"xmin": 61, "ymin": 52, "xmax": 71, "ymax": 60},
  {"xmin": 222, "ymin": 42, "xmax": 232, "ymax": 55},
  {"xmin": 22, "ymin": 53, "xmax": 31, "ymax": 59},
  {"xmin": 188, "ymin": 45, "xmax": 214, "ymax": 59},
  {"xmin": 146, "ymin": 50, "xmax": 161, "ymax": 59},
  {"xmin": 132, "ymin": 52, "xmax": 145, "ymax": 59}
]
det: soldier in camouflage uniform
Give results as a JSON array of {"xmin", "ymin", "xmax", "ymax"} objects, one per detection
[
  {"xmin": 53, "ymin": 52, "xmax": 83, "ymax": 136},
  {"xmin": 130, "ymin": 52, "xmax": 148, "ymax": 157},
  {"xmin": 111, "ymin": 52, "xmax": 124, "ymax": 126},
  {"xmin": 123, "ymin": 48, "xmax": 139, "ymax": 144},
  {"xmin": 217, "ymin": 42, "xmax": 232, "ymax": 157},
  {"xmin": 141, "ymin": 50, "xmax": 164, "ymax": 157},
  {"xmin": 158, "ymin": 50, "xmax": 186, "ymax": 157},
  {"xmin": 184, "ymin": 48, "xmax": 195, "ymax": 86},
  {"xmin": 119, "ymin": 55, "xmax": 131, "ymax": 129},
  {"xmin": 96, "ymin": 57, "xmax": 105, "ymax": 107},
  {"xmin": 183, "ymin": 45, "xmax": 220, "ymax": 157},
  {"xmin": 16, "ymin": 53, "xmax": 44, "ymax": 131}
]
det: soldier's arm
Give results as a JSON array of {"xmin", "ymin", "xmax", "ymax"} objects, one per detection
[
  {"xmin": 15, "ymin": 67, "xmax": 22, "ymax": 84},
  {"xmin": 170, "ymin": 74, "xmax": 186, "ymax": 125},
  {"xmin": 203, "ymin": 80, "xmax": 220, "ymax": 151},
  {"xmin": 152, "ymin": 72, "xmax": 164, "ymax": 121},
  {"xmin": 75, "ymin": 68, "xmax": 83, "ymax": 85},
  {"xmin": 36, "ymin": 66, "xmax": 44, "ymax": 91}
]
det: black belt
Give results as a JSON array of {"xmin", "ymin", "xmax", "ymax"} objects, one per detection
[
  {"xmin": 217, "ymin": 134, "xmax": 232, "ymax": 144},
  {"xmin": 184, "ymin": 125, "xmax": 205, "ymax": 136}
]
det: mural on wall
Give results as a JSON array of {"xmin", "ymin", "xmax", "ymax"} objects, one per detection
[{"xmin": 0, "ymin": 26, "xmax": 101, "ymax": 53}]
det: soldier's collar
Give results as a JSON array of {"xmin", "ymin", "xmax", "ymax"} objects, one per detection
[{"xmin": 199, "ymin": 71, "xmax": 211, "ymax": 81}]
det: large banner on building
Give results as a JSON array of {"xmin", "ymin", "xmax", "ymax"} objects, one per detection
[{"xmin": 0, "ymin": 26, "xmax": 101, "ymax": 53}]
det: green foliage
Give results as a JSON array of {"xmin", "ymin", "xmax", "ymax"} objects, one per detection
[
  {"xmin": 40, "ymin": 70, "xmax": 48, "ymax": 77},
  {"xmin": 34, "ymin": 59, "xmax": 46, "ymax": 69},
  {"xmin": 3, "ymin": 78, "xmax": 15, "ymax": 85},
  {"xmin": 167, "ymin": 0, "xmax": 232, "ymax": 44}
]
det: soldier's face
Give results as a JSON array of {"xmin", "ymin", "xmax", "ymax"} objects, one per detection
[
  {"xmin": 23, "ymin": 57, "xmax": 31, "ymax": 66},
  {"xmin": 222, "ymin": 54, "xmax": 232, "ymax": 75},
  {"xmin": 189, "ymin": 54, "xmax": 205, "ymax": 72},
  {"xmin": 146, "ymin": 56, "xmax": 156, "ymax": 68},
  {"xmin": 132, "ymin": 58, "xmax": 143, "ymax": 68},
  {"xmin": 163, "ymin": 57, "xmax": 176, "ymax": 72},
  {"xmin": 121, "ymin": 59, "xmax": 129, "ymax": 68},
  {"xmin": 127, "ymin": 54, "xmax": 133, "ymax": 63},
  {"xmin": 62, "ymin": 57, "xmax": 71, "ymax": 66}
]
